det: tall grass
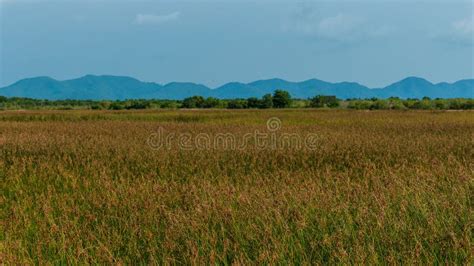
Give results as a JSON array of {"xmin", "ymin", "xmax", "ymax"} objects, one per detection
[{"xmin": 1, "ymin": 110, "xmax": 473, "ymax": 264}]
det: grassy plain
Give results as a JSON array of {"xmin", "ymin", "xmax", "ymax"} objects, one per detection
[{"xmin": 1, "ymin": 109, "xmax": 473, "ymax": 264}]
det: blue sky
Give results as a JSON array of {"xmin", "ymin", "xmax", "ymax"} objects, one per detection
[{"xmin": 0, "ymin": 0, "xmax": 473, "ymax": 88}]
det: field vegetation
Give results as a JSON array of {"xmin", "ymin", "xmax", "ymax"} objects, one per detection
[
  {"xmin": 1, "ymin": 93, "xmax": 473, "ymax": 110},
  {"xmin": 1, "ymin": 109, "xmax": 473, "ymax": 264}
]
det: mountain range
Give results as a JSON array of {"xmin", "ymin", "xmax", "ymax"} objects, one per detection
[{"xmin": 0, "ymin": 75, "xmax": 472, "ymax": 100}]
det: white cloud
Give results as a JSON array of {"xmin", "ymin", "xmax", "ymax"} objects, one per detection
[
  {"xmin": 314, "ymin": 14, "xmax": 364, "ymax": 41},
  {"xmin": 452, "ymin": 17, "xmax": 473, "ymax": 41},
  {"xmin": 282, "ymin": 8, "xmax": 392, "ymax": 42},
  {"xmin": 432, "ymin": 16, "xmax": 474, "ymax": 45},
  {"xmin": 135, "ymin": 12, "xmax": 180, "ymax": 25}
]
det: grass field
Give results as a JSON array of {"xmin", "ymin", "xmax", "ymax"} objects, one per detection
[{"xmin": 1, "ymin": 109, "xmax": 473, "ymax": 264}]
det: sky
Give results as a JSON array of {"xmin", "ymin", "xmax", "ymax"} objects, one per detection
[{"xmin": 0, "ymin": 0, "xmax": 473, "ymax": 88}]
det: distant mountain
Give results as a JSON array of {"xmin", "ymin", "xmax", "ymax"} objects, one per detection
[
  {"xmin": 214, "ymin": 82, "xmax": 266, "ymax": 99},
  {"xmin": 1, "ymin": 75, "xmax": 161, "ymax": 100},
  {"xmin": 63, "ymin": 75, "xmax": 161, "ymax": 100},
  {"xmin": 156, "ymin": 82, "xmax": 212, "ymax": 100},
  {"xmin": 2, "ymin": 77, "xmax": 66, "ymax": 99},
  {"xmin": 0, "ymin": 75, "xmax": 472, "ymax": 100}
]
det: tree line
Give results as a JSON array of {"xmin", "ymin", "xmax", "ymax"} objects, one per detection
[{"xmin": 0, "ymin": 92, "xmax": 472, "ymax": 110}]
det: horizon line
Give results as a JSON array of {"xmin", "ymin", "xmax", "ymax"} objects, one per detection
[{"xmin": 4, "ymin": 74, "xmax": 474, "ymax": 90}]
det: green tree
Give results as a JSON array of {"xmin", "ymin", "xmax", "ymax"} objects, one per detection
[
  {"xmin": 348, "ymin": 100, "xmax": 372, "ymax": 110},
  {"xmin": 434, "ymin": 100, "xmax": 448, "ymax": 110},
  {"xmin": 413, "ymin": 99, "xmax": 433, "ymax": 110},
  {"xmin": 160, "ymin": 101, "xmax": 179, "ymax": 109},
  {"xmin": 272, "ymin": 90, "xmax": 292, "ymax": 108},
  {"xmin": 247, "ymin": 97, "xmax": 261, "ymax": 109},
  {"xmin": 327, "ymin": 100, "xmax": 340, "ymax": 108},
  {"xmin": 182, "ymin": 96, "xmax": 205, "ymax": 108},
  {"xmin": 310, "ymin": 95, "xmax": 339, "ymax": 108},
  {"xmin": 461, "ymin": 99, "xmax": 474, "ymax": 109},
  {"xmin": 99, "ymin": 101, "xmax": 111, "ymax": 110},
  {"xmin": 227, "ymin": 99, "xmax": 248, "ymax": 109},
  {"xmin": 126, "ymin": 100, "xmax": 151, "ymax": 110},
  {"xmin": 203, "ymin": 97, "xmax": 221, "ymax": 108},
  {"xmin": 260, "ymin": 94, "xmax": 273, "ymax": 109},
  {"xmin": 109, "ymin": 102, "xmax": 125, "ymax": 110},
  {"xmin": 371, "ymin": 100, "xmax": 389, "ymax": 110},
  {"xmin": 448, "ymin": 99, "xmax": 463, "ymax": 110},
  {"xmin": 309, "ymin": 96, "xmax": 324, "ymax": 108}
]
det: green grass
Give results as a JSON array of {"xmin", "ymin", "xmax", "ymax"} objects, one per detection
[{"xmin": 1, "ymin": 110, "xmax": 473, "ymax": 264}]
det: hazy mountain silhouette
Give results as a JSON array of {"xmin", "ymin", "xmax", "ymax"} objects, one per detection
[{"xmin": 1, "ymin": 75, "xmax": 472, "ymax": 100}]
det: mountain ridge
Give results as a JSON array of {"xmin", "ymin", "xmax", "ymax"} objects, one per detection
[{"xmin": 1, "ymin": 75, "xmax": 472, "ymax": 100}]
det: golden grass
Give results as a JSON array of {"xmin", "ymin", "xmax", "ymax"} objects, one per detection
[{"xmin": 1, "ymin": 109, "xmax": 473, "ymax": 264}]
